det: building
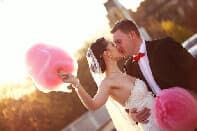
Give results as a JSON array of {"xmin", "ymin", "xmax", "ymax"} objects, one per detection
[{"xmin": 104, "ymin": 0, "xmax": 151, "ymax": 40}]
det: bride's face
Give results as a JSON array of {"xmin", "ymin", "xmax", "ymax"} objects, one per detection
[{"xmin": 106, "ymin": 40, "xmax": 124, "ymax": 60}]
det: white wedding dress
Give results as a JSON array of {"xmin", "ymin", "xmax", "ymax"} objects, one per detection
[{"xmin": 125, "ymin": 78, "xmax": 163, "ymax": 131}]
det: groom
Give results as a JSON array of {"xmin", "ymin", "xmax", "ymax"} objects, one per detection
[{"xmin": 111, "ymin": 19, "xmax": 197, "ymax": 124}]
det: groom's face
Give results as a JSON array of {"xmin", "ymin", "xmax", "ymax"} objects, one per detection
[{"xmin": 113, "ymin": 29, "xmax": 135, "ymax": 57}]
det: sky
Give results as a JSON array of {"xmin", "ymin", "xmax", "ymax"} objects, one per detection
[{"xmin": 0, "ymin": 0, "xmax": 143, "ymax": 83}]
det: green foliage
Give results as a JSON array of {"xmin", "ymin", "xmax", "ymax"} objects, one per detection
[
  {"xmin": 161, "ymin": 20, "xmax": 193, "ymax": 43},
  {"xmin": 132, "ymin": 0, "xmax": 196, "ymax": 41}
]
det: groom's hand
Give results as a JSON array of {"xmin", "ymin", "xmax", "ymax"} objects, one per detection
[{"xmin": 129, "ymin": 108, "xmax": 150, "ymax": 124}]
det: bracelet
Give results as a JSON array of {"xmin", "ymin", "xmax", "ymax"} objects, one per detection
[{"xmin": 72, "ymin": 79, "xmax": 80, "ymax": 89}]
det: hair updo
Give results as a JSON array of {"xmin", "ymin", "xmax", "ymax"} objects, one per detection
[{"xmin": 90, "ymin": 37, "xmax": 108, "ymax": 73}]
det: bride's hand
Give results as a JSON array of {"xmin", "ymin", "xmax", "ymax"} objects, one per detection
[{"xmin": 58, "ymin": 71, "xmax": 78, "ymax": 85}]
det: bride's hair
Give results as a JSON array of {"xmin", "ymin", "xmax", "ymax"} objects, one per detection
[{"xmin": 90, "ymin": 37, "xmax": 108, "ymax": 73}]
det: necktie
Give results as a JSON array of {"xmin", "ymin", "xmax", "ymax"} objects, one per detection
[{"xmin": 132, "ymin": 53, "xmax": 145, "ymax": 62}]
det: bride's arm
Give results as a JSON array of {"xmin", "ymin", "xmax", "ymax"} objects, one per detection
[
  {"xmin": 58, "ymin": 72, "xmax": 110, "ymax": 111},
  {"xmin": 76, "ymin": 81, "xmax": 110, "ymax": 111}
]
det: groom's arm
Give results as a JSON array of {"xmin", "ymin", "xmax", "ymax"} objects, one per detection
[{"xmin": 159, "ymin": 37, "xmax": 197, "ymax": 92}]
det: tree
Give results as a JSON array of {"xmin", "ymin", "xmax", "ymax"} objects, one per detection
[
  {"xmin": 161, "ymin": 20, "xmax": 193, "ymax": 43},
  {"xmin": 131, "ymin": 0, "xmax": 196, "ymax": 41}
]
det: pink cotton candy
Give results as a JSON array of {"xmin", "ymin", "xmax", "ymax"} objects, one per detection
[
  {"xmin": 154, "ymin": 87, "xmax": 197, "ymax": 131},
  {"xmin": 25, "ymin": 43, "xmax": 77, "ymax": 93}
]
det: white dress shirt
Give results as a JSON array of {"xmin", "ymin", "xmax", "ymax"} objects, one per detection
[{"xmin": 138, "ymin": 39, "xmax": 161, "ymax": 94}]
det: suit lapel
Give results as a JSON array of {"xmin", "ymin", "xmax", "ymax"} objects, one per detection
[
  {"xmin": 146, "ymin": 41, "xmax": 155, "ymax": 72},
  {"xmin": 145, "ymin": 41, "xmax": 160, "ymax": 83}
]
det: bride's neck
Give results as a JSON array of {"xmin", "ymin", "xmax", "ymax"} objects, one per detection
[{"xmin": 105, "ymin": 59, "xmax": 121, "ymax": 76}]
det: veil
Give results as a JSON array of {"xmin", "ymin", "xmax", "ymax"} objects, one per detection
[{"xmin": 86, "ymin": 48, "xmax": 104, "ymax": 87}]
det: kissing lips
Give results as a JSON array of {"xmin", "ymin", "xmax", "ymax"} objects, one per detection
[{"xmin": 118, "ymin": 48, "xmax": 124, "ymax": 55}]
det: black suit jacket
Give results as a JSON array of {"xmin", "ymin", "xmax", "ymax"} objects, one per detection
[{"xmin": 125, "ymin": 37, "xmax": 197, "ymax": 93}]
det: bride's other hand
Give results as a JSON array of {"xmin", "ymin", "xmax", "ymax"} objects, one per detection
[{"xmin": 129, "ymin": 107, "xmax": 150, "ymax": 124}]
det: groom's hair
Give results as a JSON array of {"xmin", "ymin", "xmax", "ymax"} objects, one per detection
[
  {"xmin": 111, "ymin": 19, "xmax": 140, "ymax": 37},
  {"xmin": 90, "ymin": 37, "xmax": 108, "ymax": 73}
]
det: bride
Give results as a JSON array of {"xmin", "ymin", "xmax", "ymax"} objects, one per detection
[{"xmin": 58, "ymin": 37, "xmax": 162, "ymax": 131}]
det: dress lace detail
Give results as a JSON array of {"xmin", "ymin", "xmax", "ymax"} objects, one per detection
[{"xmin": 125, "ymin": 79, "xmax": 163, "ymax": 131}]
